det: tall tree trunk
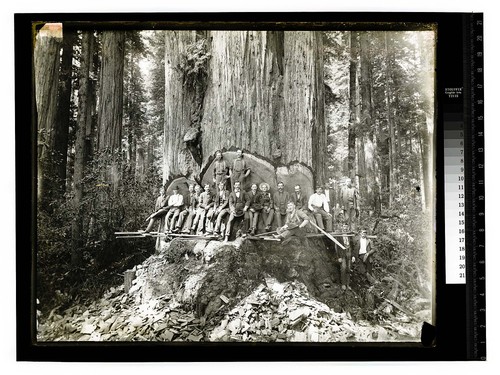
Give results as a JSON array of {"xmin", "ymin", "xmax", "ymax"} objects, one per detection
[
  {"xmin": 180, "ymin": 31, "xmax": 325, "ymax": 186},
  {"xmin": 283, "ymin": 31, "xmax": 326, "ymax": 185},
  {"xmin": 53, "ymin": 29, "xmax": 76, "ymax": 195},
  {"xmin": 418, "ymin": 118, "xmax": 432, "ymax": 211},
  {"xmin": 199, "ymin": 31, "xmax": 284, "ymax": 165},
  {"xmin": 384, "ymin": 32, "xmax": 397, "ymax": 208},
  {"xmin": 97, "ymin": 31, "xmax": 125, "ymax": 189},
  {"xmin": 163, "ymin": 30, "xmax": 200, "ymax": 182},
  {"xmin": 34, "ymin": 23, "xmax": 62, "ymax": 210},
  {"xmin": 347, "ymin": 31, "xmax": 359, "ymax": 180},
  {"xmin": 71, "ymin": 31, "xmax": 95, "ymax": 267},
  {"xmin": 358, "ymin": 32, "xmax": 373, "ymax": 204}
]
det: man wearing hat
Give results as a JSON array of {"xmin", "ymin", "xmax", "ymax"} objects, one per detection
[
  {"xmin": 164, "ymin": 185, "xmax": 184, "ymax": 233},
  {"xmin": 308, "ymin": 185, "xmax": 333, "ymax": 233},
  {"xmin": 259, "ymin": 182, "xmax": 274, "ymax": 231},
  {"xmin": 224, "ymin": 181, "xmax": 249, "ymax": 242}
]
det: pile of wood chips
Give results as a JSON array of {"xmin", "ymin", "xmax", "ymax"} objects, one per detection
[{"xmin": 208, "ymin": 277, "xmax": 416, "ymax": 342}]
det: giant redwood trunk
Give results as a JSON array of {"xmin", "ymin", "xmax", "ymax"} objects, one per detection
[
  {"xmin": 34, "ymin": 23, "xmax": 62, "ymax": 208},
  {"xmin": 347, "ymin": 31, "xmax": 359, "ymax": 181},
  {"xmin": 197, "ymin": 31, "xmax": 325, "ymax": 186},
  {"xmin": 163, "ymin": 30, "xmax": 200, "ymax": 182},
  {"xmin": 54, "ymin": 29, "xmax": 76, "ymax": 195},
  {"xmin": 71, "ymin": 31, "xmax": 95, "ymax": 267},
  {"xmin": 97, "ymin": 31, "xmax": 125, "ymax": 188},
  {"xmin": 358, "ymin": 32, "xmax": 374, "ymax": 208}
]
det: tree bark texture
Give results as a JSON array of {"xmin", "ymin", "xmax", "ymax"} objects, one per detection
[
  {"xmin": 384, "ymin": 32, "xmax": 397, "ymax": 208},
  {"xmin": 97, "ymin": 31, "xmax": 125, "ymax": 187},
  {"xmin": 163, "ymin": 30, "xmax": 200, "ymax": 182},
  {"xmin": 198, "ymin": 31, "xmax": 325, "ymax": 185},
  {"xmin": 347, "ymin": 31, "xmax": 359, "ymax": 181},
  {"xmin": 358, "ymin": 33, "xmax": 374, "ymax": 207},
  {"xmin": 71, "ymin": 31, "xmax": 95, "ymax": 266},
  {"xmin": 54, "ymin": 29, "xmax": 76, "ymax": 195},
  {"xmin": 34, "ymin": 24, "xmax": 62, "ymax": 205}
]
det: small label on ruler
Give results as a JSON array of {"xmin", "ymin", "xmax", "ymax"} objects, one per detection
[{"xmin": 444, "ymin": 116, "xmax": 466, "ymax": 284}]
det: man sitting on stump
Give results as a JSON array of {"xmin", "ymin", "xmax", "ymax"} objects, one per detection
[
  {"xmin": 308, "ymin": 185, "xmax": 333, "ymax": 233},
  {"xmin": 192, "ymin": 183, "xmax": 214, "ymax": 235},
  {"xmin": 212, "ymin": 181, "xmax": 231, "ymax": 238},
  {"xmin": 259, "ymin": 182, "xmax": 274, "ymax": 232},
  {"xmin": 246, "ymin": 183, "xmax": 263, "ymax": 236},
  {"xmin": 142, "ymin": 185, "xmax": 169, "ymax": 233},
  {"xmin": 274, "ymin": 201, "xmax": 310, "ymax": 245},
  {"xmin": 224, "ymin": 181, "xmax": 248, "ymax": 242},
  {"xmin": 164, "ymin": 185, "xmax": 184, "ymax": 233},
  {"xmin": 273, "ymin": 181, "xmax": 290, "ymax": 229},
  {"xmin": 174, "ymin": 184, "xmax": 196, "ymax": 233}
]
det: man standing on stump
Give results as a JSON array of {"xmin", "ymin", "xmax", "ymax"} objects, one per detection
[
  {"xmin": 142, "ymin": 185, "xmax": 169, "ymax": 233},
  {"xmin": 213, "ymin": 150, "xmax": 229, "ymax": 189},
  {"xmin": 340, "ymin": 178, "xmax": 359, "ymax": 231},
  {"xmin": 230, "ymin": 149, "xmax": 251, "ymax": 190}
]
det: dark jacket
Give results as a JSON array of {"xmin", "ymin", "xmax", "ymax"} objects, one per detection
[
  {"xmin": 260, "ymin": 191, "xmax": 273, "ymax": 209},
  {"xmin": 246, "ymin": 190, "xmax": 263, "ymax": 211},
  {"xmin": 273, "ymin": 190, "xmax": 291, "ymax": 215},
  {"xmin": 229, "ymin": 191, "xmax": 248, "ymax": 216},
  {"xmin": 214, "ymin": 189, "xmax": 230, "ymax": 210},
  {"xmin": 292, "ymin": 192, "xmax": 307, "ymax": 210}
]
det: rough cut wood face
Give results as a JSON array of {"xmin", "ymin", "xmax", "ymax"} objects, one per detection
[{"xmin": 200, "ymin": 151, "xmax": 314, "ymax": 198}]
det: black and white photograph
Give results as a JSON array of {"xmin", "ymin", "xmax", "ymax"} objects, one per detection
[{"xmin": 34, "ymin": 23, "xmax": 435, "ymax": 344}]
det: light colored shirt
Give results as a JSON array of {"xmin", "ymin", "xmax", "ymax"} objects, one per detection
[
  {"xmin": 308, "ymin": 193, "xmax": 330, "ymax": 212},
  {"xmin": 359, "ymin": 237, "xmax": 368, "ymax": 255},
  {"xmin": 168, "ymin": 193, "xmax": 183, "ymax": 207}
]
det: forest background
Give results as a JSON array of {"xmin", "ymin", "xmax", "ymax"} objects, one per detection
[{"xmin": 34, "ymin": 26, "xmax": 434, "ymax": 320}]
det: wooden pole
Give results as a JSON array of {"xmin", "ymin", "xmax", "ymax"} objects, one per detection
[{"xmin": 308, "ymin": 221, "xmax": 346, "ymax": 250}]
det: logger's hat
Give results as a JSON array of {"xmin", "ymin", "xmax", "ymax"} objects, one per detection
[{"xmin": 259, "ymin": 182, "xmax": 270, "ymax": 191}]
